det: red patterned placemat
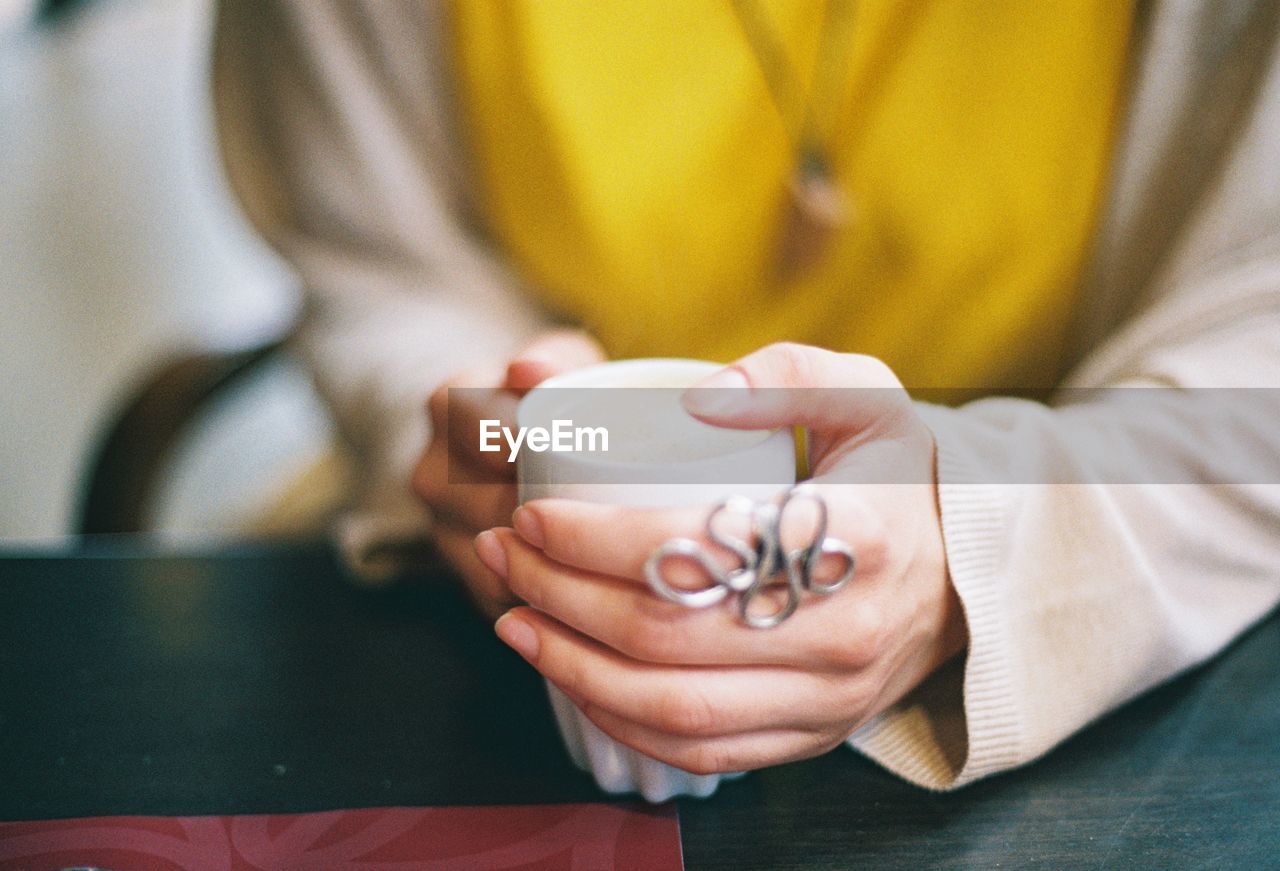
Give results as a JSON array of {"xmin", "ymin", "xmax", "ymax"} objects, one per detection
[{"xmin": 0, "ymin": 802, "xmax": 682, "ymax": 870}]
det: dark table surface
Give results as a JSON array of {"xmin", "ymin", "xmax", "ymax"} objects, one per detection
[{"xmin": 1, "ymin": 542, "xmax": 1277, "ymax": 869}]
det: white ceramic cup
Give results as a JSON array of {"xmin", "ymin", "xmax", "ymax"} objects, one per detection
[{"xmin": 516, "ymin": 358, "xmax": 796, "ymax": 802}]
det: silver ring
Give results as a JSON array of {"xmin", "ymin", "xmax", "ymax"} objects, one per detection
[{"xmin": 643, "ymin": 486, "xmax": 857, "ymax": 628}]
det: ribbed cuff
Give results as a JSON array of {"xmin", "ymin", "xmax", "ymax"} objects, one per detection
[
  {"xmin": 848, "ymin": 403, "xmax": 1023, "ymax": 790},
  {"xmin": 333, "ymin": 403, "xmax": 439, "ymax": 585},
  {"xmin": 333, "ymin": 503, "xmax": 433, "ymax": 585},
  {"xmin": 332, "ymin": 437, "xmax": 434, "ymax": 586}
]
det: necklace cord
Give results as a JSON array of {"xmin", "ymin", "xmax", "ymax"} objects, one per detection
[{"xmin": 728, "ymin": 0, "xmax": 858, "ymax": 157}]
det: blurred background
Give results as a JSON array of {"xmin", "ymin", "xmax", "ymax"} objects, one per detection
[{"xmin": 0, "ymin": 0, "xmax": 335, "ymax": 543}]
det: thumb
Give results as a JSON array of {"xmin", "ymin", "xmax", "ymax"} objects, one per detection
[
  {"xmin": 681, "ymin": 342, "xmax": 910, "ymax": 436},
  {"xmin": 504, "ymin": 329, "xmax": 606, "ymax": 392}
]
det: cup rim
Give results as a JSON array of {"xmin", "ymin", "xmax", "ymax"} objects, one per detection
[{"xmin": 516, "ymin": 358, "xmax": 789, "ymax": 472}]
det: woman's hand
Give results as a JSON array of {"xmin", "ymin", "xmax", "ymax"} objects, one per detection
[
  {"xmin": 474, "ymin": 342, "xmax": 967, "ymax": 774},
  {"xmin": 412, "ymin": 330, "xmax": 605, "ymax": 618}
]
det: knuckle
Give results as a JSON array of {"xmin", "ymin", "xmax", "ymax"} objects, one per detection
[
  {"xmin": 846, "ymin": 602, "xmax": 889, "ymax": 666},
  {"xmin": 832, "ymin": 497, "xmax": 888, "ymax": 576},
  {"xmin": 617, "ymin": 614, "xmax": 683, "ymax": 664},
  {"xmin": 410, "ymin": 444, "xmax": 449, "ymax": 505},
  {"xmin": 814, "ymin": 600, "xmax": 886, "ymax": 670},
  {"xmin": 613, "ymin": 620, "xmax": 651, "ymax": 661},
  {"xmin": 502, "ymin": 559, "xmax": 541, "ymax": 609},
  {"xmin": 812, "ymin": 724, "xmax": 854, "ymax": 755},
  {"xmin": 678, "ymin": 743, "xmax": 734, "ymax": 776},
  {"xmin": 813, "ymin": 633, "xmax": 867, "ymax": 671},
  {"xmin": 410, "ymin": 460, "xmax": 439, "ymax": 504},
  {"xmin": 853, "ymin": 510, "xmax": 890, "ymax": 576},
  {"xmin": 652, "ymin": 684, "xmax": 718, "ymax": 737},
  {"xmin": 818, "ymin": 673, "xmax": 874, "ymax": 722},
  {"xmin": 763, "ymin": 341, "xmax": 815, "ymax": 386},
  {"xmin": 426, "ymin": 385, "xmax": 451, "ymax": 426},
  {"xmin": 549, "ymin": 653, "xmax": 589, "ymax": 702}
]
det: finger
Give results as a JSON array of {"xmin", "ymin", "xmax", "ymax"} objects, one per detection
[
  {"xmin": 680, "ymin": 342, "xmax": 912, "ymax": 439},
  {"xmin": 513, "ymin": 497, "xmax": 884, "ymax": 588},
  {"xmin": 505, "ymin": 329, "xmax": 606, "ymax": 392},
  {"xmin": 496, "ymin": 528, "xmax": 838, "ymax": 668},
  {"xmin": 437, "ymin": 524, "xmax": 515, "ymax": 618},
  {"xmin": 576, "ymin": 702, "xmax": 839, "ymax": 776},
  {"xmin": 499, "ymin": 527, "xmax": 887, "ymax": 672},
  {"xmin": 427, "ymin": 376, "xmax": 521, "ymax": 477},
  {"xmin": 512, "ymin": 500, "xmax": 733, "ymax": 584},
  {"xmin": 411, "ymin": 438, "xmax": 516, "ymax": 531},
  {"xmin": 493, "ymin": 606, "xmax": 849, "ymax": 737}
]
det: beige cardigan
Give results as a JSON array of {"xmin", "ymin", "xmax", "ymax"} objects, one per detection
[{"xmin": 212, "ymin": 1, "xmax": 1280, "ymax": 790}]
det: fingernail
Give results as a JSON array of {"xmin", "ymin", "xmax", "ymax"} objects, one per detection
[
  {"xmin": 495, "ymin": 613, "xmax": 539, "ymax": 661},
  {"xmin": 507, "ymin": 355, "xmax": 545, "ymax": 377},
  {"xmin": 682, "ymin": 367, "xmax": 750, "ymax": 416},
  {"xmin": 474, "ymin": 530, "xmax": 508, "ymax": 578},
  {"xmin": 512, "ymin": 506, "xmax": 544, "ymax": 549}
]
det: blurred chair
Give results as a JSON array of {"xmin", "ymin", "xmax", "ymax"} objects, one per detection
[
  {"xmin": 8, "ymin": 0, "xmax": 319, "ymax": 541},
  {"xmin": 38, "ymin": 0, "xmax": 90, "ymax": 24},
  {"xmin": 77, "ymin": 329, "xmax": 299, "ymax": 536}
]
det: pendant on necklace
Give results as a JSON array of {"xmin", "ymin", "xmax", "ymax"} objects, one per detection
[{"xmin": 775, "ymin": 148, "xmax": 850, "ymax": 283}]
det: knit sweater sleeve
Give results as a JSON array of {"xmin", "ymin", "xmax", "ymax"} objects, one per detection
[
  {"xmin": 849, "ymin": 3, "xmax": 1280, "ymax": 785},
  {"xmin": 855, "ymin": 349, "xmax": 1280, "ymax": 789}
]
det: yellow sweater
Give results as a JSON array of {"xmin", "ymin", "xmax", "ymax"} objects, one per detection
[{"xmin": 451, "ymin": 1, "xmax": 1132, "ymax": 391}]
